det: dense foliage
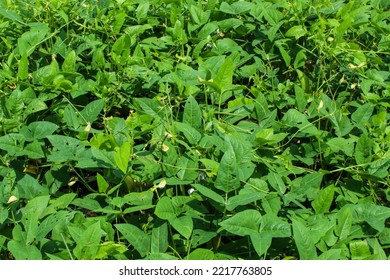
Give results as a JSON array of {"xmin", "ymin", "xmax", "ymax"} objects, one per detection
[{"xmin": 0, "ymin": 0, "xmax": 389, "ymax": 260}]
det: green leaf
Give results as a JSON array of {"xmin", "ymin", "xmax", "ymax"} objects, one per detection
[
  {"xmin": 326, "ymin": 137, "xmax": 355, "ymax": 157},
  {"xmin": 294, "ymin": 49, "xmax": 307, "ymax": 69},
  {"xmin": 215, "ymin": 148, "xmax": 240, "ymax": 192},
  {"xmin": 62, "ymin": 50, "xmax": 76, "ymax": 72},
  {"xmin": 136, "ymin": 98, "xmax": 165, "ymax": 119},
  {"xmin": 350, "ymin": 240, "xmax": 371, "ymax": 260},
  {"xmin": 151, "ymin": 220, "xmax": 168, "ymax": 253},
  {"xmin": 192, "ymin": 183, "xmax": 225, "ymax": 205},
  {"xmin": 155, "ymin": 196, "xmax": 176, "ymax": 220},
  {"xmin": 351, "ymin": 103, "xmax": 374, "ymax": 130},
  {"xmin": 267, "ymin": 172, "xmax": 286, "ymax": 194},
  {"xmin": 115, "ymin": 224, "xmax": 150, "ymax": 257},
  {"xmin": 219, "ymin": 209, "xmax": 262, "ymax": 236},
  {"xmin": 250, "ymin": 233, "xmax": 272, "ymax": 257},
  {"xmin": 24, "ymin": 141, "xmax": 44, "ymax": 159},
  {"xmin": 0, "ymin": 8, "xmax": 24, "ymax": 23},
  {"xmin": 367, "ymin": 152, "xmax": 390, "ymax": 178},
  {"xmin": 355, "ymin": 134, "xmax": 372, "ymax": 164},
  {"xmin": 285, "ymin": 25, "xmax": 307, "ymax": 39},
  {"xmin": 174, "ymin": 121, "xmax": 202, "ymax": 144},
  {"xmin": 226, "ymin": 181, "xmax": 268, "ymax": 211},
  {"xmin": 185, "ymin": 248, "xmax": 214, "ymax": 260},
  {"xmin": 7, "ymin": 241, "xmax": 42, "ymax": 260},
  {"xmin": 292, "ymin": 217, "xmax": 318, "ymax": 260},
  {"xmin": 81, "ymin": 99, "xmax": 105, "ymax": 123},
  {"xmin": 169, "ymin": 215, "xmax": 193, "ymax": 239},
  {"xmin": 348, "ymin": 203, "xmax": 390, "ymax": 232},
  {"xmin": 18, "ymin": 53, "xmax": 29, "ymax": 80},
  {"xmin": 282, "ymin": 109, "xmax": 320, "ymax": 136},
  {"xmin": 16, "ymin": 174, "xmax": 45, "ymax": 199},
  {"xmin": 276, "ymin": 41, "xmax": 291, "ymax": 67},
  {"xmin": 114, "ymin": 141, "xmax": 131, "ymax": 174},
  {"xmin": 336, "ymin": 206, "xmax": 353, "ymax": 242},
  {"xmin": 97, "ymin": 173, "xmax": 109, "ymax": 193},
  {"xmin": 176, "ymin": 153, "xmax": 198, "ymax": 181},
  {"xmin": 183, "ymin": 95, "xmax": 202, "ymax": 130},
  {"xmin": 214, "ymin": 58, "xmax": 233, "ymax": 90},
  {"xmin": 22, "ymin": 195, "xmax": 50, "ymax": 220},
  {"xmin": 73, "ymin": 221, "xmax": 102, "ymax": 260},
  {"xmin": 312, "ymin": 184, "xmax": 334, "ymax": 214},
  {"xmin": 17, "ymin": 24, "xmax": 49, "ymax": 56},
  {"xmin": 259, "ymin": 214, "xmax": 291, "ymax": 238},
  {"xmin": 0, "ymin": 133, "xmax": 25, "ymax": 156},
  {"xmin": 96, "ymin": 242, "xmax": 128, "ymax": 259},
  {"xmin": 319, "ymin": 249, "xmax": 342, "ymax": 260},
  {"xmin": 20, "ymin": 121, "xmax": 59, "ymax": 141}
]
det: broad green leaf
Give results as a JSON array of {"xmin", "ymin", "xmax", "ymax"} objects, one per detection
[
  {"xmin": 250, "ymin": 233, "xmax": 272, "ymax": 257},
  {"xmin": 24, "ymin": 141, "xmax": 44, "ymax": 159},
  {"xmin": 123, "ymin": 191, "xmax": 154, "ymax": 206},
  {"xmin": 169, "ymin": 215, "xmax": 193, "ymax": 239},
  {"xmin": 259, "ymin": 214, "xmax": 291, "ymax": 238},
  {"xmin": 336, "ymin": 206, "xmax": 353, "ymax": 242},
  {"xmin": 62, "ymin": 50, "xmax": 76, "ymax": 72},
  {"xmin": 350, "ymin": 239, "xmax": 371, "ymax": 260},
  {"xmin": 114, "ymin": 141, "xmax": 131, "ymax": 174},
  {"xmin": 41, "ymin": 193, "xmax": 77, "ymax": 217},
  {"xmin": 0, "ymin": 8, "xmax": 24, "ymax": 23},
  {"xmin": 176, "ymin": 153, "xmax": 198, "ymax": 181},
  {"xmin": 136, "ymin": 98, "xmax": 165, "ymax": 119},
  {"xmin": 0, "ymin": 133, "xmax": 25, "ymax": 156},
  {"xmin": 16, "ymin": 174, "xmax": 45, "ymax": 199},
  {"xmin": 351, "ymin": 103, "xmax": 374, "ymax": 130},
  {"xmin": 282, "ymin": 109, "xmax": 320, "ymax": 136},
  {"xmin": 115, "ymin": 224, "xmax": 150, "ymax": 257},
  {"xmin": 97, "ymin": 173, "xmax": 109, "ymax": 193},
  {"xmin": 17, "ymin": 24, "xmax": 49, "ymax": 56},
  {"xmin": 174, "ymin": 121, "xmax": 201, "ymax": 144},
  {"xmin": 191, "ymin": 229, "xmax": 217, "ymax": 248},
  {"xmin": 183, "ymin": 95, "xmax": 202, "ymax": 130},
  {"xmin": 220, "ymin": 1, "xmax": 254, "ymax": 14},
  {"xmin": 326, "ymin": 137, "xmax": 354, "ymax": 157},
  {"xmin": 189, "ymin": 5, "xmax": 210, "ymax": 26},
  {"xmin": 21, "ymin": 121, "xmax": 59, "ymax": 141},
  {"xmin": 192, "ymin": 183, "xmax": 225, "ymax": 205},
  {"xmin": 226, "ymin": 183, "xmax": 267, "ymax": 211},
  {"xmin": 155, "ymin": 196, "xmax": 176, "ymax": 220},
  {"xmin": 136, "ymin": 2, "xmax": 150, "ymax": 21},
  {"xmin": 312, "ymin": 184, "xmax": 334, "ymax": 214},
  {"xmin": 185, "ymin": 248, "xmax": 214, "ymax": 260},
  {"xmin": 267, "ymin": 172, "xmax": 286, "ymax": 194},
  {"xmin": 22, "ymin": 195, "xmax": 50, "ymax": 220},
  {"xmin": 319, "ymin": 249, "xmax": 342, "ymax": 260},
  {"xmin": 355, "ymin": 134, "xmax": 372, "ymax": 164},
  {"xmin": 367, "ymin": 153, "xmax": 390, "ymax": 179},
  {"xmin": 18, "ymin": 53, "xmax": 29, "ymax": 80},
  {"xmin": 81, "ymin": 99, "xmax": 105, "ymax": 123},
  {"xmin": 219, "ymin": 209, "xmax": 262, "ymax": 236},
  {"xmin": 96, "ymin": 242, "xmax": 128, "ymax": 259},
  {"xmin": 214, "ymin": 58, "xmax": 233, "ymax": 90},
  {"xmin": 73, "ymin": 221, "xmax": 102, "ymax": 260},
  {"xmin": 90, "ymin": 147, "xmax": 116, "ymax": 168},
  {"xmin": 292, "ymin": 218, "xmax": 318, "ymax": 260},
  {"xmin": 215, "ymin": 148, "xmax": 240, "ymax": 192},
  {"xmin": 7, "ymin": 241, "xmax": 42, "ymax": 260},
  {"xmin": 294, "ymin": 49, "xmax": 307, "ymax": 69},
  {"xmin": 71, "ymin": 198, "xmax": 102, "ymax": 211},
  {"xmin": 151, "ymin": 220, "xmax": 168, "ymax": 253},
  {"xmin": 348, "ymin": 203, "xmax": 390, "ymax": 232},
  {"xmin": 285, "ymin": 25, "xmax": 307, "ymax": 39}
]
